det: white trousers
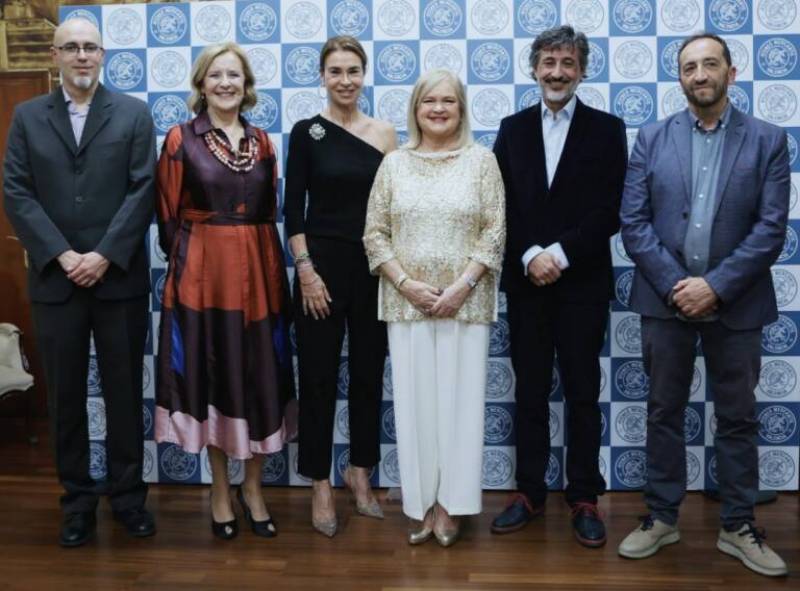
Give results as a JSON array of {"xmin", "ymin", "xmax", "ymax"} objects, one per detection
[{"xmin": 388, "ymin": 319, "xmax": 489, "ymax": 520}]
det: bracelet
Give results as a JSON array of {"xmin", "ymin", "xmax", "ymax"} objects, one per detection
[
  {"xmin": 464, "ymin": 275, "xmax": 478, "ymax": 289},
  {"xmin": 294, "ymin": 251, "xmax": 311, "ymax": 264},
  {"xmin": 295, "ymin": 258, "xmax": 314, "ymax": 270},
  {"xmin": 394, "ymin": 273, "xmax": 409, "ymax": 289}
]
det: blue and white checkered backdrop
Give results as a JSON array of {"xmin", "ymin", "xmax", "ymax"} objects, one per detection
[{"xmin": 60, "ymin": 0, "xmax": 800, "ymax": 491}]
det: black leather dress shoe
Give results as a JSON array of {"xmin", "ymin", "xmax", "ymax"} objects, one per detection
[
  {"xmin": 60, "ymin": 512, "xmax": 96, "ymax": 547},
  {"xmin": 113, "ymin": 508, "xmax": 156, "ymax": 537},
  {"xmin": 571, "ymin": 502, "xmax": 606, "ymax": 548},
  {"xmin": 491, "ymin": 493, "xmax": 544, "ymax": 534}
]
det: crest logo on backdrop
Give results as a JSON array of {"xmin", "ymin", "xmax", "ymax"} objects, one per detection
[
  {"xmin": 107, "ymin": 52, "xmax": 145, "ymax": 90},
  {"xmin": 472, "ymin": 0, "xmax": 509, "ymax": 35},
  {"xmin": 65, "ymin": 8, "xmax": 99, "ymax": 28},
  {"xmin": 613, "ymin": 0, "xmax": 653, "ymax": 34},
  {"xmin": 614, "ymin": 86, "xmax": 654, "ymax": 126},
  {"xmin": 196, "ymin": 4, "xmax": 232, "ymax": 42},
  {"xmin": 330, "ymin": 0, "xmax": 370, "ymax": 36},
  {"xmin": 108, "ymin": 8, "xmax": 143, "ymax": 45},
  {"xmin": 566, "ymin": 0, "xmax": 605, "ymax": 33},
  {"xmin": 240, "ymin": 3, "xmax": 278, "ymax": 41},
  {"xmin": 286, "ymin": 2, "xmax": 323, "ymax": 39},
  {"xmin": 378, "ymin": 0, "xmax": 415, "ymax": 36},
  {"xmin": 614, "ymin": 449, "xmax": 648, "ymax": 488},
  {"xmin": 425, "ymin": 43, "xmax": 462, "ymax": 73},
  {"xmin": 151, "ymin": 7, "xmax": 188, "ymax": 44},
  {"xmin": 660, "ymin": 0, "xmax": 701, "ymax": 32},
  {"xmin": 757, "ymin": 0, "xmax": 797, "ymax": 31},
  {"xmin": 708, "ymin": 0, "xmax": 749, "ymax": 32},
  {"xmin": 423, "ymin": 0, "xmax": 462, "ymax": 37}
]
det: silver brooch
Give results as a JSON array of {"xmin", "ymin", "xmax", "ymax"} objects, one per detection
[{"xmin": 309, "ymin": 122, "xmax": 326, "ymax": 141}]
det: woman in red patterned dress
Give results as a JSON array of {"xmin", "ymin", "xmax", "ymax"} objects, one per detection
[{"xmin": 155, "ymin": 43, "xmax": 295, "ymax": 540}]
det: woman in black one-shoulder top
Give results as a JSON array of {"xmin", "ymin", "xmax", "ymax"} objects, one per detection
[{"xmin": 283, "ymin": 35, "xmax": 396, "ymax": 538}]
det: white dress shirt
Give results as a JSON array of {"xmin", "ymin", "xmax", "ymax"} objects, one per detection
[{"xmin": 521, "ymin": 95, "xmax": 577, "ymax": 275}]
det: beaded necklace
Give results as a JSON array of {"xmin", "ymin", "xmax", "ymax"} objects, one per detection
[{"xmin": 203, "ymin": 128, "xmax": 259, "ymax": 173}]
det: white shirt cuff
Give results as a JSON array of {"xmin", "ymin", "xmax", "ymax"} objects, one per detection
[
  {"xmin": 521, "ymin": 245, "xmax": 544, "ymax": 276},
  {"xmin": 545, "ymin": 242, "xmax": 570, "ymax": 270}
]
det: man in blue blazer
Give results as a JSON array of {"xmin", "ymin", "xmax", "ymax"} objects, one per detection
[
  {"xmin": 3, "ymin": 17, "xmax": 156, "ymax": 547},
  {"xmin": 491, "ymin": 26, "xmax": 628, "ymax": 547},
  {"xmin": 619, "ymin": 34, "xmax": 789, "ymax": 577}
]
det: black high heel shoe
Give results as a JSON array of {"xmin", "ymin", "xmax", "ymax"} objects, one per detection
[
  {"xmin": 237, "ymin": 486, "xmax": 277, "ymax": 538},
  {"xmin": 210, "ymin": 493, "xmax": 238, "ymax": 540}
]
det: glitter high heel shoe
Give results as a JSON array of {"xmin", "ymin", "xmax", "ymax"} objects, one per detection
[
  {"xmin": 312, "ymin": 515, "xmax": 338, "ymax": 538},
  {"xmin": 311, "ymin": 484, "xmax": 338, "ymax": 538},
  {"xmin": 343, "ymin": 465, "xmax": 384, "ymax": 520}
]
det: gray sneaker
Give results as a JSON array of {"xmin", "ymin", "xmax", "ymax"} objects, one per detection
[
  {"xmin": 618, "ymin": 515, "xmax": 680, "ymax": 559},
  {"xmin": 717, "ymin": 523, "xmax": 788, "ymax": 577}
]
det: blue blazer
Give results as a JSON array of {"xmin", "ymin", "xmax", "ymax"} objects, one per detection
[{"xmin": 620, "ymin": 107, "xmax": 791, "ymax": 330}]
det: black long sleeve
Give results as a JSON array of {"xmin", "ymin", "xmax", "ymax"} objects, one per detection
[{"xmin": 283, "ymin": 115, "xmax": 383, "ymax": 242}]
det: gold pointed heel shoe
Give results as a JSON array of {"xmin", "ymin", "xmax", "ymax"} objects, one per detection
[
  {"xmin": 434, "ymin": 523, "xmax": 460, "ymax": 547},
  {"xmin": 344, "ymin": 466, "xmax": 384, "ymax": 520},
  {"xmin": 408, "ymin": 507, "xmax": 435, "ymax": 545},
  {"xmin": 434, "ymin": 510, "xmax": 461, "ymax": 548},
  {"xmin": 408, "ymin": 522, "xmax": 434, "ymax": 545}
]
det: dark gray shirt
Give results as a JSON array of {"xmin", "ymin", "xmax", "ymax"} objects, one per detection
[{"xmin": 683, "ymin": 103, "xmax": 732, "ymax": 276}]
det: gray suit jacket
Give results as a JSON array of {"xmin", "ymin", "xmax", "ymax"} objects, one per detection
[
  {"xmin": 3, "ymin": 84, "xmax": 156, "ymax": 303},
  {"xmin": 620, "ymin": 107, "xmax": 791, "ymax": 330}
]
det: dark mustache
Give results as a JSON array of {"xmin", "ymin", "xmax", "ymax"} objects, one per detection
[{"xmin": 543, "ymin": 77, "xmax": 571, "ymax": 84}]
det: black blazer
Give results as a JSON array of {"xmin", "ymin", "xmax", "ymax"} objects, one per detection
[
  {"xmin": 3, "ymin": 84, "xmax": 156, "ymax": 303},
  {"xmin": 494, "ymin": 99, "xmax": 628, "ymax": 301}
]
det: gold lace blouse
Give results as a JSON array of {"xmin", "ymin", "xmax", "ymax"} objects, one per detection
[{"xmin": 363, "ymin": 143, "xmax": 506, "ymax": 324}]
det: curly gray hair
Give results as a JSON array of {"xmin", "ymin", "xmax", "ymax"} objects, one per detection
[{"xmin": 528, "ymin": 25, "xmax": 589, "ymax": 79}]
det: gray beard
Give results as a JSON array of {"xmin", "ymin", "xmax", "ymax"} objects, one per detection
[
  {"xmin": 542, "ymin": 88, "xmax": 574, "ymax": 103},
  {"xmin": 61, "ymin": 70, "xmax": 93, "ymax": 90},
  {"xmin": 71, "ymin": 75, "xmax": 93, "ymax": 90},
  {"xmin": 538, "ymin": 80, "xmax": 580, "ymax": 105}
]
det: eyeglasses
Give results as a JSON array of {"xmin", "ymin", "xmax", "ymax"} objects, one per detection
[{"xmin": 54, "ymin": 43, "xmax": 103, "ymax": 56}]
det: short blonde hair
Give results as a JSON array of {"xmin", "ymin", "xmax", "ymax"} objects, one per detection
[
  {"xmin": 406, "ymin": 69, "xmax": 472, "ymax": 150},
  {"xmin": 188, "ymin": 42, "xmax": 258, "ymax": 114}
]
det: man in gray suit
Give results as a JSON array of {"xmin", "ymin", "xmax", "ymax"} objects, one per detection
[
  {"xmin": 619, "ymin": 33, "xmax": 789, "ymax": 577},
  {"xmin": 3, "ymin": 17, "xmax": 155, "ymax": 546}
]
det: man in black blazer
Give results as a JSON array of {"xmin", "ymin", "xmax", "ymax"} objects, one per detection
[
  {"xmin": 3, "ymin": 17, "xmax": 156, "ymax": 546},
  {"xmin": 491, "ymin": 25, "xmax": 627, "ymax": 547}
]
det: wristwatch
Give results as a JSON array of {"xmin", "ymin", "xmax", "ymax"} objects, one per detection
[{"xmin": 465, "ymin": 275, "xmax": 478, "ymax": 289}]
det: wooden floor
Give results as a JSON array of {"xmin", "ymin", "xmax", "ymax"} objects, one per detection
[{"xmin": 0, "ymin": 420, "xmax": 797, "ymax": 591}]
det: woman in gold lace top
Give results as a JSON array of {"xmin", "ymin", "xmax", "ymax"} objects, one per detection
[{"xmin": 363, "ymin": 69, "xmax": 505, "ymax": 547}]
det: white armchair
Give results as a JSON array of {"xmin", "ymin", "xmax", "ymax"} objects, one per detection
[
  {"xmin": 0, "ymin": 323, "xmax": 37, "ymax": 443},
  {"xmin": 0, "ymin": 323, "xmax": 34, "ymax": 396}
]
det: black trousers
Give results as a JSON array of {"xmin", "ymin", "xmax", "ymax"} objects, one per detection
[
  {"xmin": 507, "ymin": 290, "xmax": 608, "ymax": 506},
  {"xmin": 295, "ymin": 237, "xmax": 387, "ymax": 480},
  {"xmin": 33, "ymin": 288, "xmax": 149, "ymax": 515}
]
